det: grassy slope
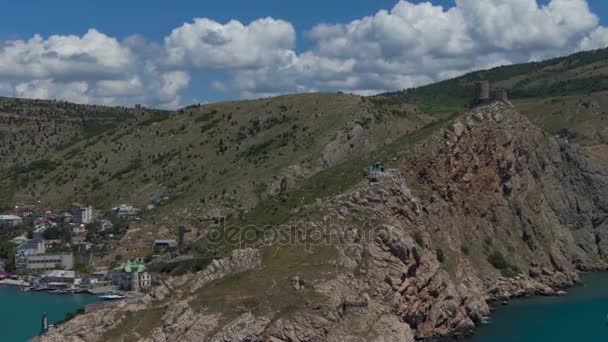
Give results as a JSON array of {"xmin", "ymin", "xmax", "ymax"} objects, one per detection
[
  {"xmin": 0, "ymin": 93, "xmax": 430, "ymax": 218},
  {"xmin": 383, "ymin": 47, "xmax": 608, "ymax": 145}
]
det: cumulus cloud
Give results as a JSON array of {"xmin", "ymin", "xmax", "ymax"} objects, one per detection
[
  {"xmin": 2, "ymin": 0, "xmax": 607, "ymax": 107},
  {"xmin": 0, "ymin": 29, "xmax": 188, "ymax": 109},
  {"xmin": 163, "ymin": 17, "xmax": 296, "ymax": 70},
  {"xmin": 579, "ymin": 27, "xmax": 608, "ymax": 51},
  {"xmin": 218, "ymin": 0, "xmax": 608, "ymax": 98}
]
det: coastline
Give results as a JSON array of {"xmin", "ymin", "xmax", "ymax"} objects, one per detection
[
  {"xmin": 464, "ymin": 272, "xmax": 607, "ymax": 341},
  {"xmin": 423, "ymin": 271, "xmax": 600, "ymax": 342},
  {"xmin": 0, "ymin": 279, "xmax": 30, "ymax": 286}
]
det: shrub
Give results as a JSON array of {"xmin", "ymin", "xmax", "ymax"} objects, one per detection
[
  {"xmin": 436, "ymin": 248, "xmax": 445, "ymax": 263},
  {"xmin": 413, "ymin": 232, "xmax": 424, "ymax": 246},
  {"xmin": 460, "ymin": 244, "xmax": 470, "ymax": 256},
  {"xmin": 488, "ymin": 250, "xmax": 509, "ymax": 270}
]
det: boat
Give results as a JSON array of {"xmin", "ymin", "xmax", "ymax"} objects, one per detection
[{"xmin": 99, "ymin": 293, "xmax": 127, "ymax": 300}]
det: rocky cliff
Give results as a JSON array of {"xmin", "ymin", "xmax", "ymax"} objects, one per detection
[{"xmin": 34, "ymin": 101, "xmax": 608, "ymax": 342}]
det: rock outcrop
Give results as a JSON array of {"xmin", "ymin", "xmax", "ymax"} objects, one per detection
[{"xmin": 34, "ymin": 102, "xmax": 608, "ymax": 342}]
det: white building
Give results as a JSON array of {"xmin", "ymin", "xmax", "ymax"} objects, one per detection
[
  {"xmin": 112, "ymin": 204, "xmax": 140, "ymax": 220},
  {"xmin": 41, "ymin": 270, "xmax": 80, "ymax": 288},
  {"xmin": 0, "ymin": 215, "xmax": 23, "ymax": 227},
  {"xmin": 70, "ymin": 204, "xmax": 93, "ymax": 225},
  {"xmin": 26, "ymin": 253, "xmax": 74, "ymax": 271},
  {"xmin": 111, "ymin": 260, "xmax": 152, "ymax": 291}
]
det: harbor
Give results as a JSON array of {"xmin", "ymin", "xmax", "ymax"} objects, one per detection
[{"xmin": 0, "ymin": 285, "xmax": 99, "ymax": 342}]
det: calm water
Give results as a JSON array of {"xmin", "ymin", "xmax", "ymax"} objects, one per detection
[
  {"xmin": 471, "ymin": 273, "xmax": 608, "ymax": 341},
  {"xmin": 1, "ymin": 274, "xmax": 607, "ymax": 341},
  {"xmin": 0, "ymin": 286, "xmax": 98, "ymax": 342}
]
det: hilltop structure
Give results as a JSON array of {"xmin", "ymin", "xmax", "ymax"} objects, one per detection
[{"xmin": 474, "ymin": 81, "xmax": 509, "ymax": 106}]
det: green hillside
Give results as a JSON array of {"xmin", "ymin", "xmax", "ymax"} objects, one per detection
[
  {"xmin": 0, "ymin": 93, "xmax": 431, "ymax": 218},
  {"xmin": 382, "ymin": 48, "xmax": 608, "ymax": 144}
]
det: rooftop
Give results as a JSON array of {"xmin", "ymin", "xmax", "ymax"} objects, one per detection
[
  {"xmin": 17, "ymin": 239, "xmax": 43, "ymax": 251},
  {"xmin": 44, "ymin": 270, "xmax": 75, "ymax": 278},
  {"xmin": 115, "ymin": 260, "xmax": 147, "ymax": 273},
  {"xmin": 0, "ymin": 215, "xmax": 22, "ymax": 220}
]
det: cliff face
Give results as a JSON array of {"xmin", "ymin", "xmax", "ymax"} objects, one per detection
[{"xmin": 34, "ymin": 102, "xmax": 608, "ymax": 342}]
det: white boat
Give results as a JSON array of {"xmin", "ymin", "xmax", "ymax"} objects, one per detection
[{"xmin": 98, "ymin": 293, "xmax": 126, "ymax": 300}]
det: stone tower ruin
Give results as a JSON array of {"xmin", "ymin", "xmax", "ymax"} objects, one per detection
[
  {"xmin": 472, "ymin": 81, "xmax": 508, "ymax": 107},
  {"xmin": 475, "ymin": 81, "xmax": 491, "ymax": 103}
]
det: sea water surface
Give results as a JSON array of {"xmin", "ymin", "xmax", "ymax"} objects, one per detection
[
  {"xmin": 470, "ymin": 272, "xmax": 608, "ymax": 341},
  {"xmin": 0, "ymin": 286, "xmax": 98, "ymax": 342}
]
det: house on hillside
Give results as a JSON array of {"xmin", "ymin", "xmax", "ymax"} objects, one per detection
[
  {"xmin": 112, "ymin": 204, "xmax": 140, "ymax": 220},
  {"xmin": 111, "ymin": 260, "xmax": 152, "ymax": 291},
  {"xmin": 70, "ymin": 204, "xmax": 94, "ymax": 225},
  {"xmin": 15, "ymin": 204, "xmax": 36, "ymax": 218},
  {"xmin": 0, "ymin": 215, "xmax": 23, "ymax": 227},
  {"xmin": 72, "ymin": 225, "xmax": 87, "ymax": 244},
  {"xmin": 154, "ymin": 239, "xmax": 178, "ymax": 253}
]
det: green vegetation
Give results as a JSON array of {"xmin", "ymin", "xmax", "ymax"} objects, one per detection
[
  {"xmin": 101, "ymin": 308, "xmax": 165, "ymax": 342},
  {"xmin": 487, "ymin": 250, "xmax": 520, "ymax": 277},
  {"xmin": 413, "ymin": 232, "xmax": 424, "ymax": 246},
  {"xmin": 436, "ymin": 248, "xmax": 445, "ymax": 263},
  {"xmin": 460, "ymin": 244, "xmax": 470, "ymax": 256},
  {"xmin": 136, "ymin": 111, "xmax": 170, "ymax": 127},
  {"xmin": 150, "ymin": 257, "xmax": 214, "ymax": 276},
  {"xmin": 82, "ymin": 120, "xmax": 117, "ymax": 139},
  {"xmin": 384, "ymin": 48, "xmax": 608, "ymax": 119}
]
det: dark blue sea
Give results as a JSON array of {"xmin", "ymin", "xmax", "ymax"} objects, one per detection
[{"xmin": 470, "ymin": 273, "xmax": 608, "ymax": 341}]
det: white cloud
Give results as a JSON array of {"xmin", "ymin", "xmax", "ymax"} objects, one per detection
[
  {"xmin": 219, "ymin": 0, "xmax": 608, "ymax": 98},
  {"xmin": 163, "ymin": 17, "xmax": 296, "ymax": 70},
  {"xmin": 0, "ymin": 29, "xmax": 188, "ymax": 109},
  {"xmin": 579, "ymin": 26, "xmax": 608, "ymax": 51},
  {"xmin": 1, "ymin": 1, "xmax": 607, "ymax": 107},
  {"xmin": 0, "ymin": 29, "xmax": 134, "ymax": 81}
]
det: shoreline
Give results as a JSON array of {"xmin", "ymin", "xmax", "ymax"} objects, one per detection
[
  {"xmin": 424, "ymin": 271, "xmax": 598, "ymax": 342},
  {"xmin": 0, "ymin": 279, "xmax": 30, "ymax": 286}
]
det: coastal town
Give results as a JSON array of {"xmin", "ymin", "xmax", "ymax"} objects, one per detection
[{"xmin": 0, "ymin": 201, "xmax": 170, "ymax": 299}]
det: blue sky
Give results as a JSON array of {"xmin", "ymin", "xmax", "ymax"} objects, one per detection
[{"xmin": 1, "ymin": 0, "xmax": 607, "ymax": 108}]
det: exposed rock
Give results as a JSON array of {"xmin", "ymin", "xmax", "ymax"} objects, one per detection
[{"xmin": 34, "ymin": 102, "xmax": 608, "ymax": 342}]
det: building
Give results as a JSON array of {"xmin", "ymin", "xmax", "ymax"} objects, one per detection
[
  {"xmin": 15, "ymin": 204, "xmax": 36, "ymax": 218},
  {"xmin": 41, "ymin": 270, "xmax": 79, "ymax": 288},
  {"xmin": 15, "ymin": 239, "xmax": 46, "ymax": 269},
  {"xmin": 11, "ymin": 235, "xmax": 28, "ymax": 245},
  {"xmin": 112, "ymin": 204, "xmax": 140, "ymax": 220},
  {"xmin": 70, "ymin": 204, "xmax": 93, "ymax": 225},
  {"xmin": 154, "ymin": 239, "xmax": 178, "ymax": 252},
  {"xmin": 475, "ymin": 80, "xmax": 491, "ymax": 103},
  {"xmin": 72, "ymin": 225, "xmax": 87, "ymax": 244},
  {"xmin": 0, "ymin": 215, "xmax": 23, "ymax": 227},
  {"xmin": 26, "ymin": 253, "xmax": 74, "ymax": 271},
  {"xmin": 111, "ymin": 260, "xmax": 151, "ymax": 291}
]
